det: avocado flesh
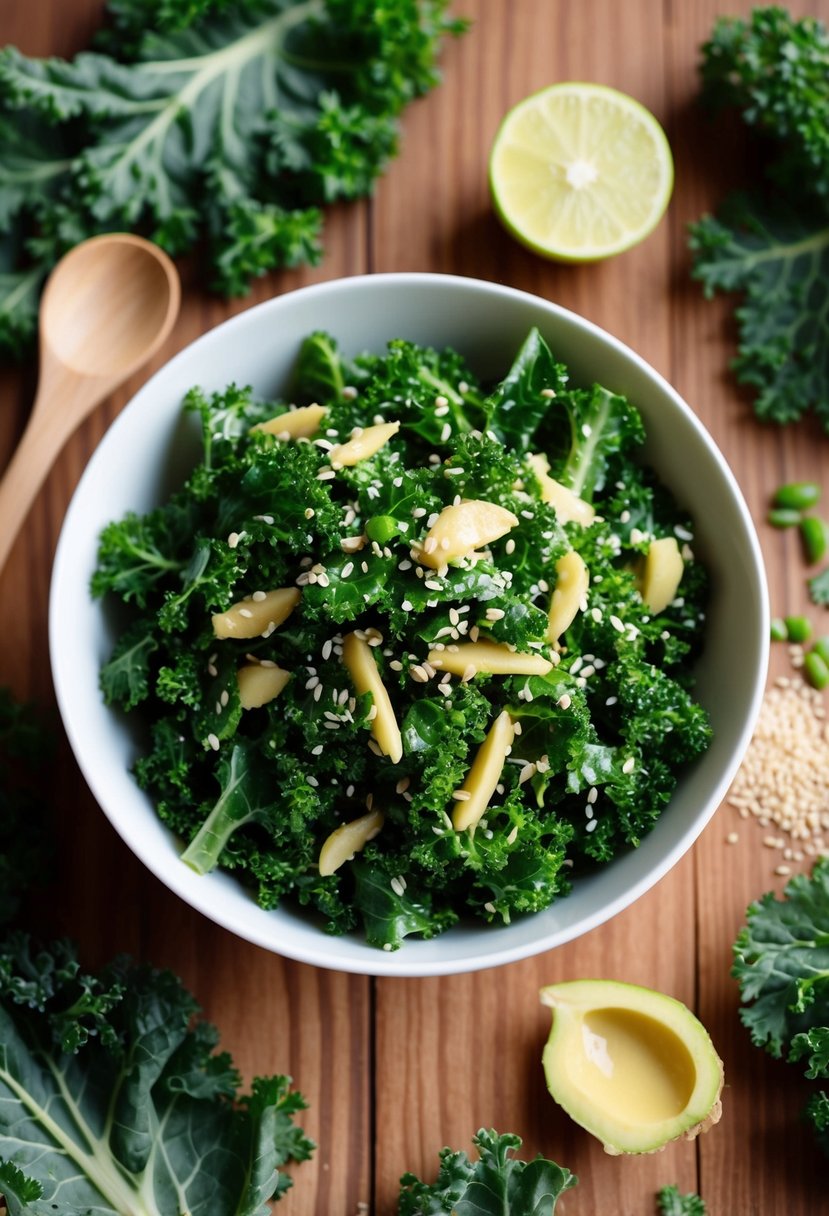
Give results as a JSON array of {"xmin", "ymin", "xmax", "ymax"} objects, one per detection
[{"xmin": 540, "ymin": 979, "xmax": 723, "ymax": 1155}]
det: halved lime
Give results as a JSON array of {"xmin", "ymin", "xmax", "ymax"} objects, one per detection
[{"xmin": 489, "ymin": 82, "xmax": 674, "ymax": 262}]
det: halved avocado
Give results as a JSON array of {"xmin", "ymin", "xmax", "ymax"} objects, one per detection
[{"xmin": 540, "ymin": 979, "xmax": 723, "ymax": 1155}]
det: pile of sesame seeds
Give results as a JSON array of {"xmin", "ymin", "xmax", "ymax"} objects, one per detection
[{"xmin": 726, "ymin": 675, "xmax": 829, "ymax": 875}]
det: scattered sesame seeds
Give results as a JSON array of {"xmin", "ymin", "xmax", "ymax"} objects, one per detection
[
  {"xmin": 207, "ymin": 733, "xmax": 220, "ymax": 751},
  {"xmin": 410, "ymin": 665, "xmax": 430, "ymax": 683},
  {"xmin": 726, "ymin": 679, "xmax": 829, "ymax": 872}
]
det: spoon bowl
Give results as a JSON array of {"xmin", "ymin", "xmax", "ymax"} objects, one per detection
[
  {"xmin": 0, "ymin": 233, "xmax": 180, "ymax": 573},
  {"xmin": 42, "ymin": 235, "xmax": 180, "ymax": 378}
]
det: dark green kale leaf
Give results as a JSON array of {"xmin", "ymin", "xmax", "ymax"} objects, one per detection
[
  {"xmin": 537, "ymin": 381, "xmax": 645, "ymax": 500},
  {"xmin": 0, "ymin": 1, "xmax": 466, "ymax": 355},
  {"xmin": 699, "ymin": 7, "xmax": 829, "ymax": 201},
  {"xmin": 690, "ymin": 197, "xmax": 829, "ymax": 429},
  {"xmin": 0, "ymin": 935, "xmax": 313, "ymax": 1214},
  {"xmin": 732, "ymin": 857, "xmax": 829, "ymax": 1057},
  {"xmin": 808, "ymin": 566, "xmax": 829, "ymax": 607},
  {"xmin": 483, "ymin": 327, "xmax": 568, "ymax": 453},
  {"xmin": 691, "ymin": 8, "xmax": 829, "ymax": 429},
  {"xmin": 656, "ymin": 1184, "xmax": 707, "ymax": 1216},
  {"xmin": 397, "ymin": 1128, "xmax": 577, "ymax": 1216},
  {"xmin": 733, "ymin": 858, "xmax": 829, "ymax": 1156}
]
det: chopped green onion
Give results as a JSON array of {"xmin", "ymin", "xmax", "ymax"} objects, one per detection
[
  {"xmin": 773, "ymin": 481, "xmax": 821, "ymax": 511},
  {"xmin": 767, "ymin": 508, "xmax": 801, "ymax": 528},
  {"xmin": 804, "ymin": 650, "xmax": 829, "ymax": 690},
  {"xmin": 800, "ymin": 516, "xmax": 829, "ymax": 564},
  {"xmin": 770, "ymin": 617, "xmax": 788, "ymax": 642},
  {"xmin": 784, "ymin": 615, "xmax": 812, "ymax": 644}
]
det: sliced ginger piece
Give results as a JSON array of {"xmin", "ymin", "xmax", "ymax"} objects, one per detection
[
  {"xmin": 641, "ymin": 536, "xmax": 684, "ymax": 613},
  {"xmin": 527, "ymin": 453, "xmax": 595, "ymax": 526},
  {"xmin": 252, "ymin": 403, "xmax": 326, "ymax": 439},
  {"xmin": 452, "ymin": 709, "xmax": 515, "ymax": 833},
  {"xmin": 237, "ymin": 663, "xmax": 290, "ymax": 709},
  {"xmin": 318, "ymin": 809, "xmax": 385, "ymax": 876},
  {"xmin": 212, "ymin": 587, "xmax": 300, "ymax": 640},
  {"xmin": 546, "ymin": 551, "xmax": 589, "ymax": 642},
  {"xmin": 428, "ymin": 640, "xmax": 552, "ymax": 678},
  {"xmin": 329, "ymin": 421, "xmax": 400, "ymax": 468},
  {"xmin": 342, "ymin": 632, "xmax": 403, "ymax": 763},
  {"xmin": 419, "ymin": 500, "xmax": 518, "ymax": 570}
]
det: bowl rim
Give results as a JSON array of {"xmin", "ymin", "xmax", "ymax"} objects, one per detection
[{"xmin": 49, "ymin": 271, "xmax": 769, "ymax": 976}]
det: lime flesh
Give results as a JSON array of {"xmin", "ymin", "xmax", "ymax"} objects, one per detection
[{"xmin": 490, "ymin": 82, "xmax": 674, "ymax": 262}]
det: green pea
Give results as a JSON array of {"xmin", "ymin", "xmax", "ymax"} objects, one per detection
[
  {"xmin": 773, "ymin": 481, "xmax": 821, "ymax": 511},
  {"xmin": 805, "ymin": 650, "xmax": 829, "ymax": 690},
  {"xmin": 812, "ymin": 636, "xmax": 829, "ymax": 666},
  {"xmin": 770, "ymin": 617, "xmax": 788, "ymax": 642},
  {"xmin": 800, "ymin": 516, "xmax": 829, "ymax": 564},
  {"xmin": 365, "ymin": 515, "xmax": 401, "ymax": 545},
  {"xmin": 784, "ymin": 615, "xmax": 813, "ymax": 644},
  {"xmin": 767, "ymin": 508, "xmax": 802, "ymax": 528}
]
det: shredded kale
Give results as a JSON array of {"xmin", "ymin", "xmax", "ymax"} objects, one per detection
[
  {"xmin": 690, "ymin": 7, "xmax": 829, "ymax": 430},
  {"xmin": 0, "ymin": 934, "xmax": 313, "ymax": 1214},
  {"xmin": 732, "ymin": 857, "xmax": 829, "ymax": 1156},
  {"xmin": 0, "ymin": 0, "xmax": 466, "ymax": 354},
  {"xmin": 94, "ymin": 327, "xmax": 711, "ymax": 949}
]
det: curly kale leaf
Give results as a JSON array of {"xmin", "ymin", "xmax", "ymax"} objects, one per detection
[
  {"xmin": 691, "ymin": 8, "xmax": 829, "ymax": 429},
  {"xmin": 732, "ymin": 857, "xmax": 829, "ymax": 1058},
  {"xmin": 805, "ymin": 1089, "xmax": 829, "ymax": 1158},
  {"xmin": 808, "ymin": 566, "xmax": 829, "ymax": 607},
  {"xmin": 690, "ymin": 196, "xmax": 829, "ymax": 429},
  {"xmin": 733, "ymin": 859, "xmax": 829, "ymax": 1157},
  {"xmin": 0, "ymin": 0, "xmax": 465, "ymax": 354},
  {"xmin": 0, "ymin": 935, "xmax": 313, "ymax": 1215},
  {"xmin": 656, "ymin": 1185, "xmax": 707, "ymax": 1216},
  {"xmin": 397, "ymin": 1128, "xmax": 577, "ymax": 1216},
  {"xmin": 699, "ymin": 7, "xmax": 829, "ymax": 202}
]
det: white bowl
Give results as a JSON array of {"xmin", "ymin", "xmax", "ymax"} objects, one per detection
[{"xmin": 50, "ymin": 273, "xmax": 768, "ymax": 977}]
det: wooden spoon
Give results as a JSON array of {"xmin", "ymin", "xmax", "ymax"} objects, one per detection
[{"xmin": 0, "ymin": 232, "xmax": 181, "ymax": 572}]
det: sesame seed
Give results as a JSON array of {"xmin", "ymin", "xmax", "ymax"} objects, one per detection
[
  {"xmin": 238, "ymin": 607, "xmax": 253, "ymax": 619},
  {"xmin": 505, "ymin": 539, "xmax": 516, "ymax": 556},
  {"xmin": 317, "ymin": 468, "xmax": 336, "ymax": 480},
  {"xmin": 610, "ymin": 615, "xmax": 625, "ymax": 632},
  {"xmin": 311, "ymin": 744, "xmax": 324, "ymax": 756},
  {"xmin": 726, "ymin": 832, "xmax": 739, "ymax": 844},
  {"xmin": 557, "ymin": 694, "xmax": 571, "ymax": 710},
  {"xmin": 775, "ymin": 865, "xmax": 792, "ymax": 877},
  {"xmin": 586, "ymin": 819, "xmax": 597, "ymax": 833},
  {"xmin": 440, "ymin": 422, "xmax": 452, "ymax": 442},
  {"xmin": 452, "ymin": 789, "xmax": 471, "ymax": 801},
  {"xmin": 622, "ymin": 757, "xmax": 636, "ymax": 774},
  {"xmin": 207, "ymin": 733, "xmax": 220, "ymax": 751},
  {"xmin": 411, "ymin": 665, "xmax": 429, "ymax": 683},
  {"xmin": 541, "ymin": 388, "xmax": 556, "ymax": 399},
  {"xmin": 401, "ymin": 599, "xmax": 414, "ymax": 612}
]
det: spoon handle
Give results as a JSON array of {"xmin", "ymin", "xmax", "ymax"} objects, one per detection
[{"xmin": 0, "ymin": 365, "xmax": 115, "ymax": 573}]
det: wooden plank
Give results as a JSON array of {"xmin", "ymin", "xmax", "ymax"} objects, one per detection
[
  {"xmin": 0, "ymin": 5, "xmax": 373, "ymax": 1213},
  {"xmin": 372, "ymin": 2, "xmax": 698, "ymax": 1210},
  {"xmin": 665, "ymin": 1, "xmax": 829, "ymax": 1213}
]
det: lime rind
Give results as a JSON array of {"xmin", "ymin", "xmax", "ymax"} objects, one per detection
[{"xmin": 489, "ymin": 81, "xmax": 674, "ymax": 262}]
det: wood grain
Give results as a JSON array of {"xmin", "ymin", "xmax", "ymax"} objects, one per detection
[{"xmin": 2, "ymin": 1, "xmax": 828, "ymax": 1213}]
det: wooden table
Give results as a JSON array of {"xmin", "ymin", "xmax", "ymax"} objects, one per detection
[{"xmin": 2, "ymin": 2, "xmax": 826, "ymax": 1212}]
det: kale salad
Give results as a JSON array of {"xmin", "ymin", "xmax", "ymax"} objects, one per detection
[{"xmin": 94, "ymin": 328, "xmax": 711, "ymax": 950}]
